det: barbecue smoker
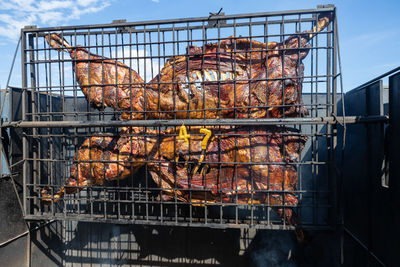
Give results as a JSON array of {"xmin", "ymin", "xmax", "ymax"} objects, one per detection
[{"xmin": 5, "ymin": 6, "xmax": 343, "ymax": 230}]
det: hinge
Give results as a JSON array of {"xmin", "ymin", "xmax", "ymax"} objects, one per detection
[
  {"xmin": 317, "ymin": 4, "xmax": 335, "ymax": 9},
  {"xmin": 112, "ymin": 19, "xmax": 127, "ymax": 24},
  {"xmin": 23, "ymin": 25, "xmax": 37, "ymax": 29}
]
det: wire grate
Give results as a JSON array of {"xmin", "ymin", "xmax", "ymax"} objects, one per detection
[{"xmin": 11, "ymin": 6, "xmax": 338, "ymax": 230}]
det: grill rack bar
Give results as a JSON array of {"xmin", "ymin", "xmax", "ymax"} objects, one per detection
[
  {"xmin": 2, "ymin": 115, "xmax": 388, "ymax": 128},
  {"xmin": 22, "ymin": 6, "xmax": 335, "ymax": 33},
  {"xmin": 23, "ymin": 214, "xmax": 335, "ymax": 231}
]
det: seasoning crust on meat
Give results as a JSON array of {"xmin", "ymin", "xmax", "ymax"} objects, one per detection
[
  {"xmin": 41, "ymin": 13, "xmax": 332, "ymax": 226},
  {"xmin": 42, "ymin": 126, "xmax": 306, "ymax": 225},
  {"xmin": 45, "ymin": 14, "xmax": 331, "ymax": 120}
]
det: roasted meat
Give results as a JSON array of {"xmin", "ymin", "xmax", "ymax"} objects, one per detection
[
  {"xmin": 42, "ymin": 126, "xmax": 306, "ymax": 225},
  {"xmin": 45, "ymin": 33, "xmax": 145, "ymax": 113},
  {"xmin": 45, "ymin": 13, "xmax": 331, "ymax": 119}
]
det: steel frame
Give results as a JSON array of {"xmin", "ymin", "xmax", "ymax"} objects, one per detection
[{"xmin": 9, "ymin": 5, "xmax": 341, "ymax": 230}]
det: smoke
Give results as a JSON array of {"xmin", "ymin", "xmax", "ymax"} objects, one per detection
[{"xmin": 249, "ymin": 230, "xmax": 297, "ymax": 267}]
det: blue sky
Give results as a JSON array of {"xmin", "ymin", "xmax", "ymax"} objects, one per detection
[{"xmin": 0, "ymin": 0, "xmax": 399, "ymax": 91}]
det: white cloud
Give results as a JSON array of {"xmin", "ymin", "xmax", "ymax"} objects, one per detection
[
  {"xmin": 151, "ymin": 0, "xmax": 160, "ymax": 2},
  {"xmin": 38, "ymin": 1, "xmax": 74, "ymax": 11},
  {"xmin": 38, "ymin": 11, "xmax": 65, "ymax": 24},
  {"xmin": 0, "ymin": 0, "xmax": 112, "ymax": 41},
  {"xmin": 66, "ymin": 3, "xmax": 111, "ymax": 21}
]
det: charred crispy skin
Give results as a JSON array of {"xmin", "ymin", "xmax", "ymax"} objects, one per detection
[
  {"xmin": 46, "ymin": 14, "xmax": 331, "ymax": 119},
  {"xmin": 41, "ymin": 14, "xmax": 329, "ymax": 226},
  {"xmin": 45, "ymin": 34, "xmax": 146, "ymax": 113},
  {"xmin": 42, "ymin": 126, "xmax": 306, "ymax": 224}
]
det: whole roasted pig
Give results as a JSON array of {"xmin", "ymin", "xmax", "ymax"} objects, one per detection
[
  {"xmin": 41, "ymin": 126, "xmax": 306, "ymax": 225},
  {"xmin": 46, "ymin": 13, "xmax": 331, "ymax": 119}
]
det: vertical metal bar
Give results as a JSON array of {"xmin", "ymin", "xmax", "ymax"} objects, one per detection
[
  {"xmin": 309, "ymin": 16, "xmax": 317, "ymax": 226},
  {"xmin": 90, "ymin": 33, "xmax": 95, "ymax": 217},
  {"xmin": 326, "ymin": 12, "xmax": 335, "ymax": 227},
  {"xmin": 201, "ymin": 20, "xmax": 208, "ymax": 224},
  {"xmin": 28, "ymin": 34, "xmax": 38, "ymax": 215},
  {"xmin": 43, "ymin": 32, "xmax": 51, "ymax": 213},
  {"xmin": 171, "ymin": 22, "xmax": 178, "ymax": 224},
  {"xmin": 331, "ymin": 9, "xmax": 339, "ymax": 230},
  {"xmin": 143, "ymin": 25, "xmax": 149, "ymax": 222},
  {"xmin": 326, "ymin": 18, "xmax": 332, "ymax": 118},
  {"xmin": 157, "ymin": 24, "xmax": 163, "ymax": 223},
  {"xmin": 35, "ymin": 35, "xmax": 41, "ymax": 214},
  {"xmin": 149, "ymin": 31, "xmax": 154, "ymax": 79},
  {"xmin": 48, "ymin": 32, "xmax": 56, "ymax": 215},
  {"xmin": 115, "ymin": 27, "xmax": 121, "ymax": 221},
  {"xmin": 296, "ymin": 13, "xmax": 303, "ymax": 225},
  {"xmin": 281, "ymin": 15, "xmax": 287, "ymax": 228},
  {"xmin": 216, "ymin": 18, "xmax": 224, "ymax": 225},
  {"xmin": 130, "ymin": 25, "xmax": 135, "ymax": 221},
  {"xmin": 233, "ymin": 18, "xmax": 239, "ymax": 225},
  {"xmin": 184, "ymin": 22, "xmax": 194, "ymax": 224},
  {"xmin": 332, "ymin": 15, "xmax": 337, "ymax": 118},
  {"xmin": 21, "ymin": 29, "xmax": 28, "ymax": 217},
  {"xmin": 61, "ymin": 30, "xmax": 67, "ymax": 220},
  {"xmin": 314, "ymin": 13, "xmax": 320, "ymax": 226},
  {"xmin": 49, "ymin": 35, "xmax": 55, "ymax": 215},
  {"xmin": 264, "ymin": 16, "xmax": 271, "ymax": 225},
  {"xmin": 58, "ymin": 31, "xmax": 65, "ymax": 217},
  {"xmin": 70, "ymin": 32, "xmax": 77, "ymax": 214},
  {"xmin": 245, "ymin": 18, "xmax": 254, "ymax": 225}
]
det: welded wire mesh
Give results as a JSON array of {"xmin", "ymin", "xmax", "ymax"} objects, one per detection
[{"xmin": 12, "ymin": 6, "xmax": 338, "ymax": 229}]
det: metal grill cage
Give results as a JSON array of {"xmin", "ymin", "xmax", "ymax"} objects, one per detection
[{"xmin": 9, "ymin": 6, "xmax": 339, "ymax": 229}]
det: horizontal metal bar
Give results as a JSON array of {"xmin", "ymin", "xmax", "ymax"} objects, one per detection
[
  {"xmin": 33, "ymin": 17, "xmax": 321, "ymax": 36},
  {"xmin": 29, "ymin": 198, "xmax": 332, "ymax": 209},
  {"xmin": 23, "ymin": 78, "xmax": 333, "ymax": 91},
  {"xmin": 24, "ymin": 215, "xmax": 334, "ymax": 231},
  {"xmin": 22, "ymin": 7, "xmax": 335, "ymax": 33},
  {"xmin": 27, "ymin": 184, "xmax": 332, "ymax": 194},
  {"xmin": 26, "ymin": 44, "xmax": 333, "ymax": 58},
  {"xmin": 2, "ymin": 115, "xmax": 388, "ymax": 128},
  {"xmin": 24, "ymin": 158, "xmax": 328, "ymax": 165}
]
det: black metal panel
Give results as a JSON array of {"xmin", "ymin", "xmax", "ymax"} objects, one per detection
[
  {"xmin": 341, "ymin": 86, "xmax": 368, "ymax": 245},
  {"xmin": 340, "ymin": 78, "xmax": 396, "ymax": 266},
  {"xmin": 388, "ymin": 71, "xmax": 400, "ymax": 267},
  {"xmin": 389, "ymin": 72, "xmax": 400, "ymax": 191},
  {"xmin": 365, "ymin": 81, "xmax": 389, "ymax": 265}
]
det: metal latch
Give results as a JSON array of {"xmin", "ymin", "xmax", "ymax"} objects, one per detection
[{"xmin": 208, "ymin": 8, "xmax": 226, "ymax": 27}]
